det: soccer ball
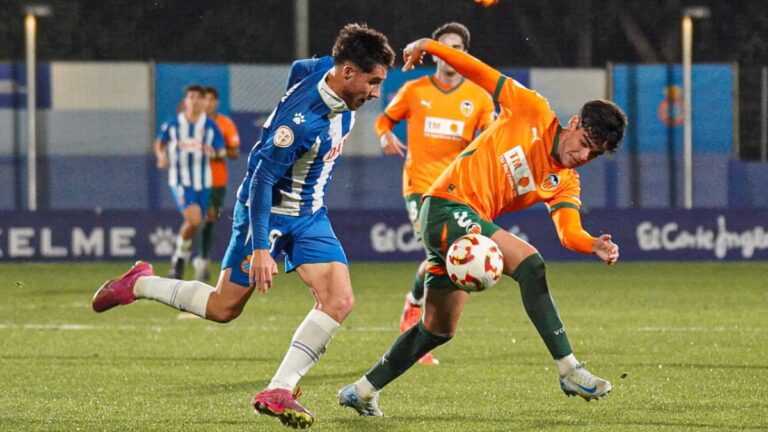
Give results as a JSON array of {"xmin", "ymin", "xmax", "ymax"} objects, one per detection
[{"xmin": 446, "ymin": 234, "xmax": 504, "ymax": 292}]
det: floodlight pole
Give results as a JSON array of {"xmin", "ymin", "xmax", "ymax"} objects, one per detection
[
  {"xmin": 681, "ymin": 6, "xmax": 710, "ymax": 210},
  {"xmin": 23, "ymin": 5, "xmax": 51, "ymax": 211},
  {"xmin": 294, "ymin": 0, "xmax": 309, "ymax": 59},
  {"xmin": 25, "ymin": 11, "xmax": 37, "ymax": 211}
]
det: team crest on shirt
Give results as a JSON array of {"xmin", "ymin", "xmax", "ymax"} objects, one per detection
[
  {"xmin": 274, "ymin": 126, "xmax": 294, "ymax": 148},
  {"xmin": 460, "ymin": 100, "xmax": 474, "ymax": 117},
  {"xmin": 466, "ymin": 222, "xmax": 482, "ymax": 235},
  {"xmin": 541, "ymin": 174, "xmax": 561, "ymax": 191}
]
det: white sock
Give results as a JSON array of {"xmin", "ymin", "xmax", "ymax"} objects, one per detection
[
  {"xmin": 134, "ymin": 276, "xmax": 214, "ymax": 318},
  {"xmin": 267, "ymin": 309, "xmax": 340, "ymax": 390},
  {"xmin": 406, "ymin": 292, "xmax": 423, "ymax": 307},
  {"xmin": 354, "ymin": 375, "xmax": 378, "ymax": 399},
  {"xmin": 556, "ymin": 353, "xmax": 579, "ymax": 376},
  {"xmin": 174, "ymin": 236, "xmax": 193, "ymax": 260}
]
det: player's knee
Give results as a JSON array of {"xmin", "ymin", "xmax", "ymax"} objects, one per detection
[
  {"xmin": 420, "ymin": 320, "xmax": 456, "ymax": 340},
  {"xmin": 206, "ymin": 303, "xmax": 244, "ymax": 323},
  {"xmin": 510, "ymin": 253, "xmax": 546, "ymax": 283},
  {"xmin": 321, "ymin": 293, "xmax": 355, "ymax": 322}
]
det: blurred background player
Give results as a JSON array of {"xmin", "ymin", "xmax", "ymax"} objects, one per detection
[
  {"xmin": 193, "ymin": 86, "xmax": 241, "ymax": 281},
  {"xmin": 154, "ymin": 84, "xmax": 225, "ymax": 279},
  {"xmin": 376, "ymin": 22, "xmax": 495, "ymax": 366},
  {"xmin": 93, "ymin": 24, "xmax": 395, "ymax": 429},
  {"xmin": 339, "ymin": 37, "xmax": 627, "ymax": 416}
]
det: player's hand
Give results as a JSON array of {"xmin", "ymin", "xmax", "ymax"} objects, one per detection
[
  {"xmin": 592, "ymin": 234, "xmax": 619, "ymax": 265},
  {"xmin": 380, "ymin": 132, "xmax": 407, "ymax": 156},
  {"xmin": 402, "ymin": 38, "xmax": 431, "ymax": 71},
  {"xmin": 249, "ymin": 249, "xmax": 279, "ymax": 293},
  {"xmin": 156, "ymin": 152, "xmax": 169, "ymax": 169}
]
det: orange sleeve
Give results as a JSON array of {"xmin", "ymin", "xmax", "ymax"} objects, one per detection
[
  {"xmin": 377, "ymin": 81, "xmax": 411, "ymax": 135},
  {"xmin": 217, "ymin": 116, "xmax": 240, "ymax": 148},
  {"xmin": 550, "ymin": 207, "xmax": 596, "ymax": 254},
  {"xmin": 477, "ymin": 96, "xmax": 496, "ymax": 131},
  {"xmin": 374, "ymin": 114, "xmax": 396, "ymax": 137},
  {"xmin": 425, "ymin": 40, "xmax": 500, "ymax": 96},
  {"xmin": 425, "ymin": 40, "xmax": 550, "ymax": 116}
]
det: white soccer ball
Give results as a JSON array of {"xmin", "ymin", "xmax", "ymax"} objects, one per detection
[{"xmin": 446, "ymin": 234, "xmax": 505, "ymax": 292}]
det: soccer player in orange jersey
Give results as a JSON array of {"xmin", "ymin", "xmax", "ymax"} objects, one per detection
[
  {"xmin": 375, "ymin": 22, "xmax": 495, "ymax": 366},
  {"xmin": 339, "ymin": 38, "xmax": 627, "ymax": 416},
  {"xmin": 193, "ymin": 86, "xmax": 241, "ymax": 281}
]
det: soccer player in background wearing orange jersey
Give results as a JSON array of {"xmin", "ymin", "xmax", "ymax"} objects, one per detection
[
  {"xmin": 376, "ymin": 22, "xmax": 495, "ymax": 366},
  {"xmin": 339, "ymin": 38, "xmax": 627, "ymax": 416},
  {"xmin": 193, "ymin": 86, "xmax": 241, "ymax": 281}
]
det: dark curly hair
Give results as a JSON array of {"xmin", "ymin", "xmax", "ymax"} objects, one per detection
[
  {"xmin": 332, "ymin": 23, "xmax": 395, "ymax": 73},
  {"xmin": 432, "ymin": 22, "xmax": 471, "ymax": 51},
  {"xmin": 579, "ymin": 99, "xmax": 628, "ymax": 154}
]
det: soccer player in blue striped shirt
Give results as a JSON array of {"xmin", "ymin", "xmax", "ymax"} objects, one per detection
[
  {"xmin": 154, "ymin": 83, "xmax": 225, "ymax": 279},
  {"xmin": 93, "ymin": 24, "xmax": 395, "ymax": 429}
]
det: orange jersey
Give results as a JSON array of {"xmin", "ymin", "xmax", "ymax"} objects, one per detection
[
  {"xmin": 211, "ymin": 113, "xmax": 240, "ymax": 187},
  {"xmin": 423, "ymin": 40, "xmax": 596, "ymax": 254},
  {"xmin": 376, "ymin": 75, "xmax": 494, "ymax": 196}
]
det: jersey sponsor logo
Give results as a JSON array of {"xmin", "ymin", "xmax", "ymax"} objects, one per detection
[
  {"xmin": 274, "ymin": 126, "xmax": 295, "ymax": 148},
  {"xmin": 541, "ymin": 174, "xmax": 561, "ymax": 191},
  {"xmin": 424, "ymin": 116, "xmax": 465, "ymax": 139},
  {"xmin": 460, "ymin": 100, "xmax": 474, "ymax": 117},
  {"xmin": 178, "ymin": 138, "xmax": 204, "ymax": 152},
  {"xmin": 323, "ymin": 134, "xmax": 347, "ymax": 162},
  {"xmin": 420, "ymin": 99, "xmax": 432, "ymax": 109},
  {"xmin": 500, "ymin": 145, "xmax": 536, "ymax": 196}
]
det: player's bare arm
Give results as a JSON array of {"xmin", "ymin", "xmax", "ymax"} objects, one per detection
[
  {"xmin": 249, "ymin": 248, "xmax": 279, "ymax": 293},
  {"xmin": 154, "ymin": 139, "xmax": 168, "ymax": 169},
  {"xmin": 380, "ymin": 131, "xmax": 407, "ymax": 156}
]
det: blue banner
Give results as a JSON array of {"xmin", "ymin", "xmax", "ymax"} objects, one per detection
[
  {"xmin": 0, "ymin": 63, "xmax": 51, "ymax": 109},
  {"xmin": 155, "ymin": 64, "xmax": 230, "ymax": 134},
  {"xmin": 613, "ymin": 64, "xmax": 733, "ymax": 154},
  {"xmin": 0, "ymin": 209, "xmax": 765, "ymax": 262}
]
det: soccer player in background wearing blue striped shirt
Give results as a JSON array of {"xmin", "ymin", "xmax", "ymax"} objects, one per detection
[
  {"xmin": 154, "ymin": 84, "xmax": 225, "ymax": 279},
  {"xmin": 92, "ymin": 24, "xmax": 395, "ymax": 429}
]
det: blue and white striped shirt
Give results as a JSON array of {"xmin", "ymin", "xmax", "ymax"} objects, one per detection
[
  {"xmin": 237, "ymin": 56, "xmax": 355, "ymax": 249},
  {"xmin": 158, "ymin": 113, "xmax": 224, "ymax": 191}
]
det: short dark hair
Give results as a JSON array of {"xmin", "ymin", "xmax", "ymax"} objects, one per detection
[
  {"xmin": 184, "ymin": 84, "xmax": 205, "ymax": 97},
  {"xmin": 332, "ymin": 23, "xmax": 395, "ymax": 73},
  {"xmin": 432, "ymin": 22, "xmax": 471, "ymax": 51},
  {"xmin": 203, "ymin": 86, "xmax": 219, "ymax": 99},
  {"xmin": 579, "ymin": 99, "xmax": 628, "ymax": 154}
]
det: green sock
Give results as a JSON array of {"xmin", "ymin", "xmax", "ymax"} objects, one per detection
[
  {"xmin": 200, "ymin": 222, "xmax": 215, "ymax": 260},
  {"xmin": 366, "ymin": 321, "xmax": 451, "ymax": 389},
  {"xmin": 512, "ymin": 253, "xmax": 573, "ymax": 359},
  {"xmin": 410, "ymin": 267, "xmax": 425, "ymax": 303}
]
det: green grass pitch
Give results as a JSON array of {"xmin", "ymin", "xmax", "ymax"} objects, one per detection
[{"xmin": 1, "ymin": 261, "xmax": 767, "ymax": 431}]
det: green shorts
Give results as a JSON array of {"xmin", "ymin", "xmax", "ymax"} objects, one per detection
[
  {"xmin": 404, "ymin": 193, "xmax": 423, "ymax": 242},
  {"xmin": 419, "ymin": 196, "xmax": 502, "ymax": 291},
  {"xmin": 209, "ymin": 186, "xmax": 227, "ymax": 216}
]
